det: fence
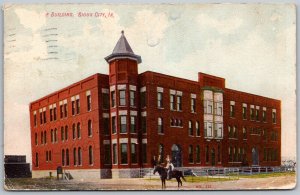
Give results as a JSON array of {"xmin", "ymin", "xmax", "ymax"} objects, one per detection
[{"xmin": 139, "ymin": 165, "xmax": 295, "ymax": 181}]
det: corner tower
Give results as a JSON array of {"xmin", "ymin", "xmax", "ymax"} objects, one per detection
[{"xmin": 105, "ymin": 31, "xmax": 142, "ymax": 178}]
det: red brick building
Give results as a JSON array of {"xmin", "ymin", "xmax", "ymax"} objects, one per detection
[{"xmin": 30, "ymin": 31, "xmax": 281, "ymax": 179}]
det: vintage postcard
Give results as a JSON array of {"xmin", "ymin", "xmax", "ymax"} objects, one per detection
[{"xmin": 3, "ymin": 3, "xmax": 296, "ymax": 190}]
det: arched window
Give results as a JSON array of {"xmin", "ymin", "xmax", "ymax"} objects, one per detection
[
  {"xmin": 189, "ymin": 121, "xmax": 193, "ymax": 136},
  {"xmin": 65, "ymin": 125, "xmax": 68, "ymax": 140},
  {"xmin": 158, "ymin": 117, "xmax": 163, "ymax": 134},
  {"xmin": 78, "ymin": 147, "xmax": 82, "ymax": 165},
  {"xmin": 66, "ymin": 149, "xmax": 69, "ymax": 166},
  {"xmin": 196, "ymin": 121, "xmax": 200, "ymax": 136},
  {"xmin": 217, "ymin": 144, "xmax": 221, "ymax": 162},
  {"xmin": 89, "ymin": 146, "xmax": 93, "ymax": 165},
  {"xmin": 243, "ymin": 127, "xmax": 247, "ymax": 139},
  {"xmin": 88, "ymin": 120, "xmax": 92, "ymax": 137},
  {"xmin": 49, "ymin": 151, "xmax": 52, "ymax": 161},
  {"xmin": 189, "ymin": 145, "xmax": 194, "ymax": 163},
  {"xmin": 54, "ymin": 128, "xmax": 58, "ymax": 142},
  {"xmin": 61, "ymin": 126, "xmax": 64, "ymax": 141},
  {"xmin": 46, "ymin": 151, "xmax": 48, "ymax": 162},
  {"xmin": 72, "ymin": 124, "xmax": 76, "ymax": 139},
  {"xmin": 44, "ymin": 131, "xmax": 47, "ymax": 144},
  {"xmin": 196, "ymin": 145, "xmax": 200, "ymax": 163},
  {"xmin": 73, "ymin": 148, "xmax": 77, "ymax": 166},
  {"xmin": 50, "ymin": 129, "xmax": 53, "ymax": 143},
  {"xmin": 35, "ymin": 152, "xmax": 39, "ymax": 167},
  {"xmin": 77, "ymin": 123, "xmax": 81, "ymax": 139},
  {"xmin": 62, "ymin": 149, "xmax": 65, "ymax": 166},
  {"xmin": 205, "ymin": 145, "xmax": 209, "ymax": 163}
]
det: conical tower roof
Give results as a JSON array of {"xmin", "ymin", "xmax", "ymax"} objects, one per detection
[{"xmin": 105, "ymin": 31, "xmax": 142, "ymax": 64}]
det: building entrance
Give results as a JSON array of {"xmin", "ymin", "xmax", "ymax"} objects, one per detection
[
  {"xmin": 171, "ymin": 144, "xmax": 182, "ymax": 167},
  {"xmin": 252, "ymin": 147, "xmax": 259, "ymax": 166}
]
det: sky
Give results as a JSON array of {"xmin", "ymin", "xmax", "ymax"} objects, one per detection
[{"xmin": 3, "ymin": 4, "xmax": 296, "ymax": 164}]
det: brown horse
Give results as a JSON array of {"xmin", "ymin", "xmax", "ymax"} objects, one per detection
[{"xmin": 153, "ymin": 165, "xmax": 186, "ymax": 189}]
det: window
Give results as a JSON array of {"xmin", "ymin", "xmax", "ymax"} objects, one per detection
[
  {"xmin": 177, "ymin": 96, "xmax": 182, "ymax": 111},
  {"xmin": 157, "ymin": 92, "xmax": 163, "ymax": 108},
  {"xmin": 233, "ymin": 126, "xmax": 238, "ymax": 138},
  {"xmin": 228, "ymin": 147, "xmax": 232, "ymax": 162},
  {"xmin": 49, "ymin": 151, "xmax": 52, "ymax": 162},
  {"xmin": 119, "ymin": 90, "xmax": 126, "ymax": 106},
  {"xmin": 272, "ymin": 110, "xmax": 276, "ymax": 123},
  {"xmin": 40, "ymin": 111, "xmax": 43, "ymax": 124},
  {"xmin": 44, "ymin": 131, "xmax": 47, "ymax": 144},
  {"xmin": 66, "ymin": 149, "xmax": 69, "ymax": 166},
  {"xmin": 256, "ymin": 109, "xmax": 259, "ymax": 121},
  {"xmin": 230, "ymin": 105, "xmax": 235, "ymax": 117},
  {"xmin": 243, "ymin": 127, "xmax": 247, "ymax": 139},
  {"xmin": 78, "ymin": 147, "xmax": 82, "ymax": 165},
  {"xmin": 89, "ymin": 146, "xmax": 93, "ymax": 165},
  {"xmin": 72, "ymin": 124, "xmax": 76, "ymax": 139},
  {"xmin": 250, "ymin": 108, "xmax": 255, "ymax": 120},
  {"xmin": 33, "ymin": 112, "xmax": 37, "ymax": 126},
  {"xmin": 120, "ymin": 116, "xmax": 127, "ymax": 133},
  {"xmin": 77, "ymin": 123, "xmax": 81, "ymax": 139},
  {"xmin": 35, "ymin": 133, "xmax": 38, "ymax": 145},
  {"xmin": 76, "ymin": 99, "xmax": 80, "ymax": 114},
  {"xmin": 130, "ymin": 91, "xmax": 135, "ymax": 107},
  {"xmin": 103, "ymin": 118, "xmax": 110, "ymax": 135},
  {"xmin": 54, "ymin": 128, "xmax": 58, "ymax": 142},
  {"xmin": 113, "ymin": 144, "xmax": 118, "ymax": 164},
  {"xmin": 204, "ymin": 100, "xmax": 213, "ymax": 114},
  {"xmin": 141, "ymin": 116, "xmax": 147, "ymax": 134},
  {"xmin": 215, "ymin": 123, "xmax": 223, "ymax": 138},
  {"xmin": 53, "ymin": 107, "xmax": 57, "ymax": 120},
  {"xmin": 191, "ymin": 98, "xmax": 196, "ymax": 113},
  {"xmin": 130, "ymin": 116, "xmax": 136, "ymax": 133},
  {"xmin": 62, "ymin": 149, "xmax": 65, "ymax": 166},
  {"xmin": 121, "ymin": 143, "xmax": 128, "ymax": 164},
  {"xmin": 72, "ymin": 100, "xmax": 75, "ymax": 115},
  {"xmin": 65, "ymin": 126, "xmax": 68, "ymax": 140},
  {"xmin": 46, "ymin": 151, "xmax": 49, "ymax": 162},
  {"xmin": 142, "ymin": 143, "xmax": 147, "ymax": 163},
  {"xmin": 189, "ymin": 145, "xmax": 194, "ymax": 163},
  {"xmin": 131, "ymin": 143, "xmax": 137, "ymax": 164},
  {"xmin": 73, "ymin": 148, "xmax": 77, "ymax": 166},
  {"xmin": 50, "ymin": 129, "xmax": 53, "ymax": 143},
  {"xmin": 88, "ymin": 120, "xmax": 92, "ymax": 137},
  {"xmin": 87, "ymin": 94, "xmax": 91, "ymax": 111},
  {"xmin": 215, "ymin": 102, "xmax": 223, "ymax": 115},
  {"xmin": 111, "ymin": 91, "xmax": 116, "ymax": 107},
  {"xmin": 262, "ymin": 110, "xmax": 266, "ymax": 122},
  {"xmin": 104, "ymin": 145, "xmax": 111, "ymax": 164},
  {"xmin": 196, "ymin": 121, "xmax": 200, "ymax": 137},
  {"xmin": 218, "ymin": 144, "xmax": 221, "ymax": 163},
  {"xmin": 140, "ymin": 91, "xmax": 146, "ymax": 108},
  {"xmin": 205, "ymin": 145, "xmax": 209, "ymax": 163},
  {"xmin": 60, "ymin": 105, "xmax": 63, "ymax": 118},
  {"xmin": 242, "ymin": 106, "xmax": 247, "ymax": 119},
  {"xmin": 41, "ymin": 131, "xmax": 43, "ymax": 144},
  {"xmin": 204, "ymin": 122, "xmax": 213, "ymax": 137},
  {"xmin": 103, "ymin": 93, "xmax": 110, "ymax": 109},
  {"xmin": 112, "ymin": 117, "xmax": 116, "ymax": 134},
  {"xmin": 50, "ymin": 108, "xmax": 53, "ymax": 121},
  {"xmin": 43, "ymin": 110, "xmax": 46, "ymax": 123},
  {"xmin": 158, "ymin": 117, "xmax": 163, "ymax": 134},
  {"xmin": 196, "ymin": 145, "xmax": 200, "ymax": 163},
  {"xmin": 35, "ymin": 153, "xmax": 39, "ymax": 167},
  {"xmin": 64, "ymin": 103, "xmax": 68, "ymax": 117},
  {"xmin": 170, "ymin": 95, "xmax": 175, "ymax": 110},
  {"xmin": 189, "ymin": 121, "xmax": 193, "ymax": 136},
  {"xmin": 61, "ymin": 126, "xmax": 64, "ymax": 141}
]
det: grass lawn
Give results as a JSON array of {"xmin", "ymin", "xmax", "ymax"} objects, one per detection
[
  {"xmin": 145, "ymin": 176, "xmax": 236, "ymax": 183},
  {"xmin": 237, "ymin": 171, "xmax": 296, "ymax": 178}
]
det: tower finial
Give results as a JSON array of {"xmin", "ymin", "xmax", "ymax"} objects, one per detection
[{"xmin": 121, "ymin": 30, "xmax": 124, "ymax": 35}]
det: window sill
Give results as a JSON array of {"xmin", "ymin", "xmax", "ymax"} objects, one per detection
[
  {"xmin": 158, "ymin": 107, "xmax": 164, "ymax": 110},
  {"xmin": 120, "ymin": 164, "xmax": 129, "ymax": 165},
  {"xmin": 229, "ymin": 138, "xmax": 238, "ymax": 140},
  {"xmin": 170, "ymin": 126, "xmax": 183, "ymax": 128},
  {"xmin": 120, "ymin": 132, "xmax": 128, "ymax": 134},
  {"xmin": 158, "ymin": 133, "xmax": 165, "ymax": 135}
]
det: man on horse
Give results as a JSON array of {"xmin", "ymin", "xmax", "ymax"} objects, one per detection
[{"xmin": 165, "ymin": 155, "xmax": 174, "ymax": 180}]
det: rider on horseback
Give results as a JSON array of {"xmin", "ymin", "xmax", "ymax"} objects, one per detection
[{"xmin": 165, "ymin": 155, "xmax": 174, "ymax": 180}]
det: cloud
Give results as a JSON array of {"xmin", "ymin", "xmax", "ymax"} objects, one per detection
[{"xmin": 197, "ymin": 14, "xmax": 243, "ymax": 35}]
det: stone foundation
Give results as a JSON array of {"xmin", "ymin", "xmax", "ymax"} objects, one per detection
[
  {"xmin": 112, "ymin": 168, "xmax": 140, "ymax": 178},
  {"xmin": 32, "ymin": 169, "xmax": 112, "ymax": 179}
]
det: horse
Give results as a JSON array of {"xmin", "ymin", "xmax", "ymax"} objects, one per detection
[{"xmin": 153, "ymin": 165, "xmax": 186, "ymax": 189}]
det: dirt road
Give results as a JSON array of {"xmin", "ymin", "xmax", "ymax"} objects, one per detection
[{"xmin": 5, "ymin": 174, "xmax": 296, "ymax": 191}]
